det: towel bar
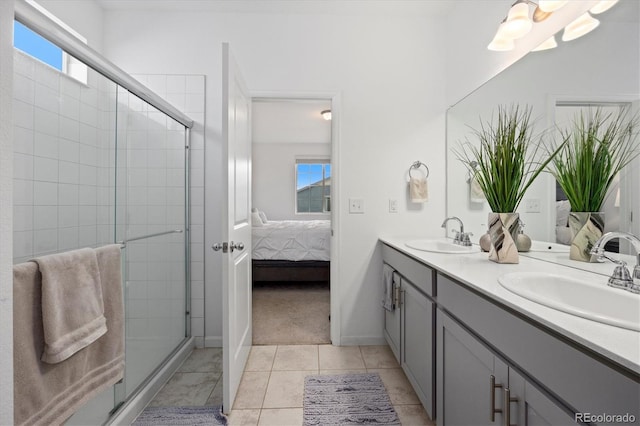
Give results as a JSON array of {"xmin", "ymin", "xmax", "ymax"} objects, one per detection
[{"xmin": 118, "ymin": 229, "xmax": 183, "ymax": 247}]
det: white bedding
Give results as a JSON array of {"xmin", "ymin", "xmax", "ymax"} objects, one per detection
[{"xmin": 252, "ymin": 220, "xmax": 331, "ymax": 261}]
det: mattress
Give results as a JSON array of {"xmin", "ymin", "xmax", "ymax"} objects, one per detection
[{"xmin": 252, "ymin": 220, "xmax": 331, "ymax": 261}]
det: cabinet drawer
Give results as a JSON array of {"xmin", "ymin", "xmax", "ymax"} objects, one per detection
[
  {"xmin": 438, "ymin": 272, "xmax": 640, "ymax": 422},
  {"xmin": 382, "ymin": 244, "xmax": 435, "ymax": 297}
]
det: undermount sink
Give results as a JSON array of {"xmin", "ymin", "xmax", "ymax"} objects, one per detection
[
  {"xmin": 405, "ymin": 238, "xmax": 477, "ymax": 254},
  {"xmin": 498, "ymin": 272, "xmax": 640, "ymax": 331},
  {"xmin": 527, "ymin": 241, "xmax": 570, "ymax": 253}
]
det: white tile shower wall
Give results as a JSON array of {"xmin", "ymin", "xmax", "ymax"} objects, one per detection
[
  {"xmin": 132, "ymin": 74, "xmax": 206, "ymax": 347},
  {"xmin": 12, "ymin": 50, "xmax": 115, "ymax": 263}
]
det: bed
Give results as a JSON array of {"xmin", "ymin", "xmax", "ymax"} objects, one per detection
[{"xmin": 252, "ymin": 219, "xmax": 330, "ymax": 283}]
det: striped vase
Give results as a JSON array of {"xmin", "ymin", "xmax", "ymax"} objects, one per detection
[
  {"xmin": 488, "ymin": 212, "xmax": 520, "ymax": 264},
  {"xmin": 568, "ymin": 212, "xmax": 604, "ymax": 262}
]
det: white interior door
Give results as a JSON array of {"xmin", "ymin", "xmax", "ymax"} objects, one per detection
[{"xmin": 220, "ymin": 42, "xmax": 252, "ymax": 414}]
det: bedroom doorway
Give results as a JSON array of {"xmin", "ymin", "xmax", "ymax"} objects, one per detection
[{"xmin": 250, "ymin": 97, "xmax": 334, "ymax": 345}]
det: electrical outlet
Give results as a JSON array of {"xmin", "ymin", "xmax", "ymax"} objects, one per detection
[
  {"xmin": 525, "ymin": 198, "xmax": 541, "ymax": 213},
  {"xmin": 349, "ymin": 198, "xmax": 365, "ymax": 213},
  {"xmin": 389, "ymin": 199, "xmax": 398, "ymax": 213}
]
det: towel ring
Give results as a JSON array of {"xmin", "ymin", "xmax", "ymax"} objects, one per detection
[{"xmin": 408, "ymin": 161, "xmax": 429, "ymax": 179}]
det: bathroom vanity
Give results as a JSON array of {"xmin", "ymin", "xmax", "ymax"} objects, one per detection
[{"xmin": 380, "ymin": 237, "xmax": 640, "ymax": 426}]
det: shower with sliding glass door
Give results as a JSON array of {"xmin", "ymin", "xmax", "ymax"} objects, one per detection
[{"xmin": 12, "ymin": 2, "xmax": 194, "ymax": 424}]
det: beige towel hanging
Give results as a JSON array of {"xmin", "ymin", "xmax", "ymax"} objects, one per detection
[
  {"xmin": 33, "ymin": 248, "xmax": 107, "ymax": 364},
  {"xmin": 410, "ymin": 177, "xmax": 428, "ymax": 203},
  {"xmin": 14, "ymin": 245, "xmax": 124, "ymax": 426},
  {"xmin": 470, "ymin": 173, "xmax": 485, "ymax": 203}
]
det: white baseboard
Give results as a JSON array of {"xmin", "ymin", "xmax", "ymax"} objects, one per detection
[
  {"xmin": 339, "ymin": 335, "xmax": 387, "ymax": 346},
  {"xmin": 204, "ymin": 335, "xmax": 222, "ymax": 347},
  {"xmin": 108, "ymin": 337, "xmax": 195, "ymax": 425}
]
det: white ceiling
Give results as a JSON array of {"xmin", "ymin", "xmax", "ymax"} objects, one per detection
[
  {"xmin": 252, "ymin": 98, "xmax": 331, "ymax": 144},
  {"xmin": 96, "ymin": 0, "xmax": 456, "ymax": 17}
]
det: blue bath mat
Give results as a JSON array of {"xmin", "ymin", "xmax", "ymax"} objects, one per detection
[
  {"xmin": 132, "ymin": 405, "xmax": 227, "ymax": 425},
  {"xmin": 304, "ymin": 373, "xmax": 400, "ymax": 425}
]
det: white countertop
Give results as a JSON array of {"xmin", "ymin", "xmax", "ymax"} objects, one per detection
[{"xmin": 379, "ymin": 236, "xmax": 640, "ymax": 375}]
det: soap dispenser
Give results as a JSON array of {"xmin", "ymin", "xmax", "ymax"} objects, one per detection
[
  {"xmin": 516, "ymin": 220, "xmax": 532, "ymax": 252},
  {"xmin": 479, "ymin": 225, "xmax": 492, "ymax": 252}
]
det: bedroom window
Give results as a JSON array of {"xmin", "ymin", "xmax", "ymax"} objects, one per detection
[{"xmin": 296, "ymin": 160, "xmax": 331, "ymax": 214}]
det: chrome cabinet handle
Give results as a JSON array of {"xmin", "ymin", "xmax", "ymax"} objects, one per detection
[
  {"xmin": 503, "ymin": 387, "xmax": 518, "ymax": 426},
  {"xmin": 490, "ymin": 375, "xmax": 503, "ymax": 422}
]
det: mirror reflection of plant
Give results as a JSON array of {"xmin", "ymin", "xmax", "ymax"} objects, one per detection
[
  {"xmin": 547, "ymin": 107, "xmax": 640, "ymax": 212},
  {"xmin": 455, "ymin": 104, "xmax": 563, "ymax": 213}
]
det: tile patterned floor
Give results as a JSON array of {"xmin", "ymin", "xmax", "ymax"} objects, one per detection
[{"xmin": 147, "ymin": 344, "xmax": 434, "ymax": 426}]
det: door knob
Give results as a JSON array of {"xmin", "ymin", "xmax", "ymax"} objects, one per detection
[{"xmin": 211, "ymin": 242, "xmax": 244, "ymax": 253}]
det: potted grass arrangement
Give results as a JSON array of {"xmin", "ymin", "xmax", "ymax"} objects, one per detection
[
  {"xmin": 547, "ymin": 107, "xmax": 640, "ymax": 262},
  {"xmin": 455, "ymin": 105, "xmax": 564, "ymax": 264}
]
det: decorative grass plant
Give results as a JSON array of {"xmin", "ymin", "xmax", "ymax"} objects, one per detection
[
  {"xmin": 547, "ymin": 107, "xmax": 640, "ymax": 212},
  {"xmin": 455, "ymin": 105, "xmax": 562, "ymax": 213}
]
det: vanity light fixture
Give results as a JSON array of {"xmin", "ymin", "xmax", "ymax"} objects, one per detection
[
  {"xmin": 320, "ymin": 110, "xmax": 332, "ymax": 120},
  {"xmin": 487, "ymin": 0, "xmax": 556, "ymax": 51},
  {"xmin": 502, "ymin": 1, "xmax": 534, "ymax": 39},
  {"xmin": 531, "ymin": 35, "xmax": 557, "ymax": 52},
  {"xmin": 590, "ymin": 0, "xmax": 619, "ymax": 14},
  {"xmin": 562, "ymin": 12, "xmax": 600, "ymax": 41},
  {"xmin": 537, "ymin": 0, "xmax": 568, "ymax": 13}
]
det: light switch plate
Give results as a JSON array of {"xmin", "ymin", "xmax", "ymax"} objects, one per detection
[
  {"xmin": 389, "ymin": 199, "xmax": 398, "ymax": 213},
  {"xmin": 349, "ymin": 198, "xmax": 365, "ymax": 213}
]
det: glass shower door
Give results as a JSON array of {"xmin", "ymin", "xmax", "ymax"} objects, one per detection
[{"xmin": 115, "ymin": 87, "xmax": 189, "ymax": 399}]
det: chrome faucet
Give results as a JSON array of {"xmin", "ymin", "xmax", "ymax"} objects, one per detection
[
  {"xmin": 441, "ymin": 216, "xmax": 472, "ymax": 246},
  {"xmin": 590, "ymin": 231, "xmax": 640, "ymax": 294}
]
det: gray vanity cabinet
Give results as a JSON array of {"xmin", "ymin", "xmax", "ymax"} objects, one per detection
[
  {"xmin": 507, "ymin": 368, "xmax": 576, "ymax": 426},
  {"xmin": 437, "ymin": 309, "xmax": 509, "ymax": 425},
  {"xmin": 437, "ymin": 309, "xmax": 575, "ymax": 426},
  {"xmin": 382, "ymin": 244, "xmax": 436, "ymax": 419},
  {"xmin": 401, "ymin": 279, "xmax": 435, "ymax": 418}
]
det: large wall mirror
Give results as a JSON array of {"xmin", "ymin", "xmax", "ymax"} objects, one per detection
[{"xmin": 446, "ymin": 0, "xmax": 639, "ymax": 271}]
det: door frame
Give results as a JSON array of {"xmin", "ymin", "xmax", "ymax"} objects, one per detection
[{"xmin": 251, "ymin": 90, "xmax": 342, "ymax": 345}]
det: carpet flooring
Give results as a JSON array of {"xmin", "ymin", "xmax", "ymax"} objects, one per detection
[
  {"xmin": 252, "ymin": 281, "xmax": 330, "ymax": 345},
  {"xmin": 303, "ymin": 373, "xmax": 400, "ymax": 425},
  {"xmin": 132, "ymin": 406, "xmax": 226, "ymax": 425}
]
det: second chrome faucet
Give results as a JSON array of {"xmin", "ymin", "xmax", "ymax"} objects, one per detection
[{"xmin": 590, "ymin": 231, "xmax": 640, "ymax": 294}]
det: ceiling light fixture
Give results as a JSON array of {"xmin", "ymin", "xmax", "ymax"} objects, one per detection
[
  {"xmin": 562, "ymin": 12, "xmax": 600, "ymax": 41},
  {"xmin": 321, "ymin": 110, "xmax": 332, "ymax": 121}
]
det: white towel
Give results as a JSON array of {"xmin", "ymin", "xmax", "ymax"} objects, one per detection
[
  {"xmin": 470, "ymin": 173, "xmax": 485, "ymax": 203},
  {"xmin": 382, "ymin": 264, "xmax": 396, "ymax": 311},
  {"xmin": 410, "ymin": 177, "xmax": 428, "ymax": 203}
]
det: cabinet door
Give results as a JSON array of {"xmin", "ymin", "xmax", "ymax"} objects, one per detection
[
  {"xmin": 402, "ymin": 280, "xmax": 435, "ymax": 418},
  {"xmin": 507, "ymin": 369, "xmax": 576, "ymax": 426},
  {"xmin": 437, "ymin": 310, "xmax": 509, "ymax": 426}
]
